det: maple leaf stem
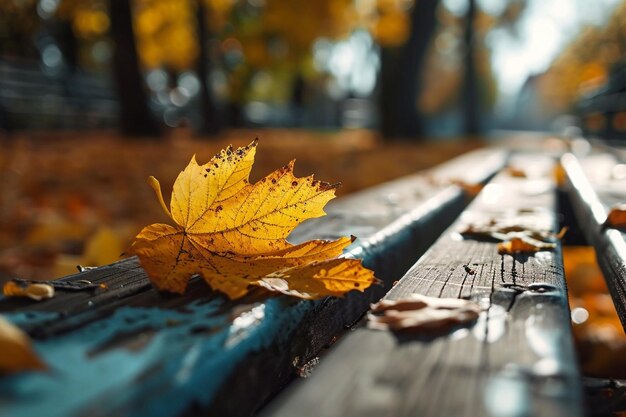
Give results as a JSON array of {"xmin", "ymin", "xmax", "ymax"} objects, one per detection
[{"xmin": 148, "ymin": 176, "xmax": 173, "ymax": 219}]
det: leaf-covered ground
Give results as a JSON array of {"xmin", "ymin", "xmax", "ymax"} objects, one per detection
[{"xmin": 0, "ymin": 128, "xmax": 482, "ymax": 282}]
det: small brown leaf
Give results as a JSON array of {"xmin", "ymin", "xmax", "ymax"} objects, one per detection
[
  {"xmin": 3, "ymin": 281, "xmax": 55, "ymax": 301},
  {"xmin": 450, "ymin": 179, "xmax": 483, "ymax": 197},
  {"xmin": 497, "ymin": 237, "xmax": 556, "ymax": 254},
  {"xmin": 605, "ymin": 205, "xmax": 626, "ymax": 229},
  {"xmin": 0, "ymin": 316, "xmax": 46, "ymax": 373},
  {"xmin": 460, "ymin": 222, "xmax": 564, "ymax": 255},
  {"xmin": 460, "ymin": 223, "xmax": 562, "ymax": 242},
  {"xmin": 368, "ymin": 294, "xmax": 481, "ymax": 333},
  {"xmin": 506, "ymin": 166, "xmax": 527, "ymax": 178},
  {"xmin": 555, "ymin": 226, "xmax": 568, "ymax": 240}
]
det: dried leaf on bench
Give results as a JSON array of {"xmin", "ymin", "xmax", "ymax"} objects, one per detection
[
  {"xmin": 497, "ymin": 236, "xmax": 556, "ymax": 254},
  {"xmin": 0, "ymin": 316, "xmax": 46, "ymax": 374},
  {"xmin": 605, "ymin": 204, "xmax": 626, "ymax": 229},
  {"xmin": 460, "ymin": 222, "xmax": 565, "ymax": 254},
  {"xmin": 461, "ymin": 223, "xmax": 564, "ymax": 242},
  {"xmin": 424, "ymin": 176, "xmax": 483, "ymax": 197},
  {"xmin": 127, "ymin": 140, "xmax": 377, "ymax": 299},
  {"xmin": 506, "ymin": 166, "xmax": 527, "ymax": 178},
  {"xmin": 368, "ymin": 294, "xmax": 481, "ymax": 333},
  {"xmin": 3, "ymin": 281, "xmax": 55, "ymax": 301},
  {"xmin": 449, "ymin": 179, "xmax": 483, "ymax": 197}
]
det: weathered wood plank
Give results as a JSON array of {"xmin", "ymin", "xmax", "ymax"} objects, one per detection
[
  {"xmin": 562, "ymin": 150, "xmax": 626, "ymax": 330},
  {"xmin": 0, "ymin": 149, "xmax": 506, "ymax": 417},
  {"xmin": 264, "ymin": 154, "xmax": 583, "ymax": 417}
]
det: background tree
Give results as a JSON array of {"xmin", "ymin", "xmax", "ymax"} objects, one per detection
[
  {"xmin": 373, "ymin": 0, "xmax": 440, "ymax": 139},
  {"xmin": 0, "ymin": 0, "xmax": 40, "ymax": 58},
  {"xmin": 195, "ymin": 0, "xmax": 219, "ymax": 135},
  {"xmin": 462, "ymin": 0, "xmax": 479, "ymax": 135},
  {"xmin": 108, "ymin": 0, "xmax": 161, "ymax": 137}
]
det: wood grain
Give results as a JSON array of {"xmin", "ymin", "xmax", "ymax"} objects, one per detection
[
  {"xmin": 0, "ymin": 149, "xmax": 507, "ymax": 417},
  {"xmin": 265, "ymin": 154, "xmax": 583, "ymax": 417}
]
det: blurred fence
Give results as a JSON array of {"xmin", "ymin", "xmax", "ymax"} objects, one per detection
[{"xmin": 0, "ymin": 59, "xmax": 118, "ymax": 131}]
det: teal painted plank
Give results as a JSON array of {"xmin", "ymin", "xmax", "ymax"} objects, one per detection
[{"xmin": 1, "ymin": 298, "xmax": 308, "ymax": 417}]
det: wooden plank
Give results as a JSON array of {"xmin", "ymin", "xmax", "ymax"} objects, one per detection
[
  {"xmin": 264, "ymin": 154, "xmax": 583, "ymax": 417},
  {"xmin": 0, "ymin": 149, "xmax": 507, "ymax": 417},
  {"xmin": 562, "ymin": 150, "xmax": 626, "ymax": 330}
]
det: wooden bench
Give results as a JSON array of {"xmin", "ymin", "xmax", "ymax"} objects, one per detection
[
  {"xmin": 264, "ymin": 153, "xmax": 584, "ymax": 417},
  {"xmin": 562, "ymin": 147, "xmax": 626, "ymax": 330},
  {"xmin": 0, "ymin": 148, "xmax": 506, "ymax": 417}
]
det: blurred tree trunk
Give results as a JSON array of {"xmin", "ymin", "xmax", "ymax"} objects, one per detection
[
  {"xmin": 57, "ymin": 19, "xmax": 78, "ymax": 70},
  {"xmin": 462, "ymin": 0, "xmax": 480, "ymax": 135},
  {"xmin": 195, "ymin": 0, "xmax": 219, "ymax": 135},
  {"xmin": 379, "ymin": 47, "xmax": 398, "ymax": 139},
  {"xmin": 108, "ymin": 0, "xmax": 161, "ymax": 137},
  {"xmin": 380, "ymin": 0, "xmax": 439, "ymax": 140}
]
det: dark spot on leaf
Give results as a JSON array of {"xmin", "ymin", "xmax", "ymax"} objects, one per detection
[
  {"xmin": 271, "ymin": 179, "xmax": 276, "ymax": 184},
  {"xmin": 354, "ymin": 283, "xmax": 360, "ymax": 288},
  {"xmin": 216, "ymin": 205, "xmax": 223, "ymax": 212},
  {"xmin": 292, "ymin": 181, "xmax": 298, "ymax": 187},
  {"xmin": 204, "ymin": 174, "xmax": 207, "ymax": 178}
]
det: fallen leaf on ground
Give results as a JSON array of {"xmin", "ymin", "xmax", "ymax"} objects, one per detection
[
  {"xmin": 54, "ymin": 227, "xmax": 127, "ymax": 278},
  {"xmin": 368, "ymin": 294, "xmax": 481, "ymax": 333},
  {"xmin": 605, "ymin": 205, "xmax": 626, "ymax": 229},
  {"xmin": 0, "ymin": 315, "xmax": 46, "ymax": 373},
  {"xmin": 3, "ymin": 281, "xmax": 55, "ymax": 301},
  {"xmin": 128, "ymin": 140, "xmax": 377, "ymax": 299}
]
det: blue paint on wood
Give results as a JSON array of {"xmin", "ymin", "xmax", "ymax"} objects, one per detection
[
  {"xmin": 5, "ymin": 311, "xmax": 61, "ymax": 327},
  {"xmin": 1, "ymin": 298, "xmax": 310, "ymax": 417}
]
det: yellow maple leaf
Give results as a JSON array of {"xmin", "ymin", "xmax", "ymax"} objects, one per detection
[{"xmin": 128, "ymin": 140, "xmax": 377, "ymax": 299}]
